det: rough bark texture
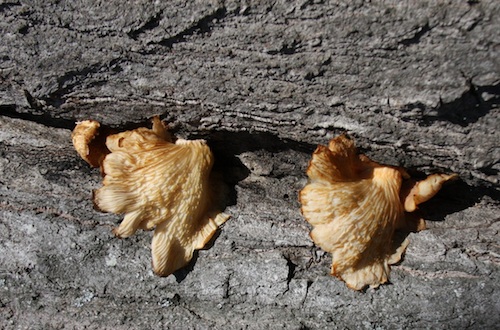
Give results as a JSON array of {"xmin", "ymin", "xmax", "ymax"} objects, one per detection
[{"xmin": 1, "ymin": 1, "xmax": 499, "ymax": 329}]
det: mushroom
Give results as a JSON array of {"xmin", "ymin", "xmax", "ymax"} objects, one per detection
[
  {"xmin": 72, "ymin": 116, "xmax": 229, "ymax": 276},
  {"xmin": 71, "ymin": 120, "xmax": 109, "ymax": 168},
  {"xmin": 299, "ymin": 134, "xmax": 456, "ymax": 290}
]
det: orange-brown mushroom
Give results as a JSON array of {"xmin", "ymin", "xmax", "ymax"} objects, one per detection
[
  {"xmin": 71, "ymin": 120, "xmax": 108, "ymax": 168},
  {"xmin": 299, "ymin": 134, "xmax": 456, "ymax": 290},
  {"xmin": 72, "ymin": 116, "xmax": 229, "ymax": 276}
]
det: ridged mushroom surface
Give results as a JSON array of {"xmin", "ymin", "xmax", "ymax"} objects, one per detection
[
  {"xmin": 72, "ymin": 117, "xmax": 229, "ymax": 276},
  {"xmin": 300, "ymin": 135, "xmax": 456, "ymax": 290}
]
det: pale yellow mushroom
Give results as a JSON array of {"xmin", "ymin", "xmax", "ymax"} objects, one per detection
[
  {"xmin": 300, "ymin": 135, "xmax": 456, "ymax": 290},
  {"xmin": 72, "ymin": 117, "xmax": 229, "ymax": 276}
]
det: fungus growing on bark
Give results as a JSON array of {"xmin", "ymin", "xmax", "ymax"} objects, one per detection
[
  {"xmin": 72, "ymin": 116, "xmax": 229, "ymax": 276},
  {"xmin": 72, "ymin": 120, "xmax": 108, "ymax": 168},
  {"xmin": 299, "ymin": 134, "xmax": 456, "ymax": 290}
]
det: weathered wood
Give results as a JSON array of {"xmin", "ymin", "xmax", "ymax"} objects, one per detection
[{"xmin": 1, "ymin": 1, "xmax": 499, "ymax": 328}]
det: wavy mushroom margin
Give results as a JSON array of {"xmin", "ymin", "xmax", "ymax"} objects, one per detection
[
  {"xmin": 72, "ymin": 116, "xmax": 230, "ymax": 276},
  {"xmin": 299, "ymin": 134, "xmax": 457, "ymax": 290}
]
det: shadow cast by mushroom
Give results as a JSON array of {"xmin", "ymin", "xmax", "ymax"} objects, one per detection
[{"xmin": 169, "ymin": 130, "xmax": 315, "ymax": 282}]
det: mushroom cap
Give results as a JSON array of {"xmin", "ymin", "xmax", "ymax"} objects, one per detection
[
  {"xmin": 73, "ymin": 116, "xmax": 229, "ymax": 277},
  {"xmin": 300, "ymin": 134, "xmax": 456, "ymax": 290}
]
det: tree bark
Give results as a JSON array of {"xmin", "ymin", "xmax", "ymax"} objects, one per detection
[{"xmin": 1, "ymin": 1, "xmax": 499, "ymax": 329}]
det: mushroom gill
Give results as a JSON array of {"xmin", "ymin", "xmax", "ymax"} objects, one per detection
[{"xmin": 299, "ymin": 134, "xmax": 456, "ymax": 290}]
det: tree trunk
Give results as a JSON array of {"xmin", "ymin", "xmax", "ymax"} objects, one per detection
[{"xmin": 1, "ymin": 1, "xmax": 499, "ymax": 329}]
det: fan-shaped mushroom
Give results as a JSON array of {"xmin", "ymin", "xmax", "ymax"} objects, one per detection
[
  {"xmin": 300, "ymin": 135, "xmax": 456, "ymax": 290},
  {"xmin": 72, "ymin": 116, "xmax": 229, "ymax": 276}
]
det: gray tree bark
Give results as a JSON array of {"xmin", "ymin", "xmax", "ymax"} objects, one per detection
[{"xmin": 1, "ymin": 1, "xmax": 499, "ymax": 329}]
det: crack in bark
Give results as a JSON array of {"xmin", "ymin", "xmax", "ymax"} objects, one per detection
[
  {"xmin": 285, "ymin": 255, "xmax": 297, "ymax": 286},
  {"xmin": 127, "ymin": 10, "xmax": 164, "ymax": 40},
  {"xmin": 0, "ymin": 1, "xmax": 21, "ymax": 12},
  {"xmin": 398, "ymin": 23, "xmax": 432, "ymax": 46},
  {"xmin": 157, "ymin": 6, "xmax": 227, "ymax": 48},
  {"xmin": 0, "ymin": 103, "xmax": 75, "ymax": 129},
  {"xmin": 43, "ymin": 58, "xmax": 123, "ymax": 108}
]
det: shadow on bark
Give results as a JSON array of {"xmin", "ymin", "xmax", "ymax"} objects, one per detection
[{"xmin": 426, "ymin": 82, "xmax": 500, "ymax": 126}]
